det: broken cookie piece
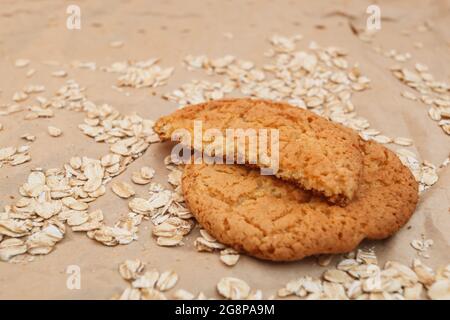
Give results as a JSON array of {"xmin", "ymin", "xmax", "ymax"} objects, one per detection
[{"xmin": 155, "ymin": 98, "xmax": 364, "ymax": 205}]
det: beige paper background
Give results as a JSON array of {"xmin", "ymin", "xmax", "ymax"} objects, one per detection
[{"xmin": 0, "ymin": 0, "xmax": 448, "ymax": 299}]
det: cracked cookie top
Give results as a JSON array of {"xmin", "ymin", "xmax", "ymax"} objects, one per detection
[{"xmin": 155, "ymin": 98, "xmax": 364, "ymax": 205}]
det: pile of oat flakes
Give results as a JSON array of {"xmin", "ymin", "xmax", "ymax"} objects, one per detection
[{"xmin": 113, "ymin": 248, "xmax": 450, "ymax": 300}]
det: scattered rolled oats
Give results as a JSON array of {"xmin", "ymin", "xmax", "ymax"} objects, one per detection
[
  {"xmin": 51, "ymin": 70, "xmax": 67, "ymax": 78},
  {"xmin": 47, "ymin": 126, "xmax": 62, "ymax": 137},
  {"xmin": 21, "ymin": 134, "xmax": 36, "ymax": 142},
  {"xmin": 317, "ymin": 254, "xmax": 333, "ymax": 267},
  {"xmin": 26, "ymin": 68, "xmax": 36, "ymax": 78},
  {"xmin": 14, "ymin": 59, "xmax": 30, "ymax": 68},
  {"xmin": 119, "ymin": 259, "xmax": 145, "ymax": 280},
  {"xmin": 71, "ymin": 209, "xmax": 104, "ymax": 232},
  {"xmin": 103, "ymin": 58, "xmax": 174, "ymax": 89},
  {"xmin": 323, "ymin": 269, "xmax": 353, "ymax": 284},
  {"xmin": 111, "ymin": 181, "xmax": 135, "ymax": 199},
  {"xmin": 194, "ymin": 234, "xmax": 226, "ymax": 252},
  {"xmin": 113, "ymin": 260, "xmax": 182, "ymax": 300},
  {"xmin": 410, "ymin": 236, "xmax": 433, "ymax": 258},
  {"xmin": 62, "ymin": 197, "xmax": 89, "ymax": 211},
  {"xmin": 131, "ymin": 166, "xmax": 155, "ymax": 185},
  {"xmin": 223, "ymin": 32, "xmax": 234, "ymax": 39},
  {"xmin": 396, "ymin": 149, "xmax": 439, "ymax": 193},
  {"xmin": 0, "ymin": 146, "xmax": 17, "ymax": 161},
  {"xmin": 0, "ymin": 238, "xmax": 27, "ymax": 261},
  {"xmin": 199, "ymin": 229, "xmax": 216, "ymax": 242},
  {"xmin": 167, "ymin": 169, "xmax": 182, "ymax": 186},
  {"xmin": 156, "ymin": 270, "xmax": 179, "ymax": 291},
  {"xmin": 220, "ymin": 248, "xmax": 240, "ymax": 266},
  {"xmin": 0, "ymin": 145, "xmax": 31, "ymax": 168},
  {"xmin": 217, "ymin": 277, "xmax": 251, "ymax": 300},
  {"xmin": 71, "ymin": 60, "xmax": 96, "ymax": 70},
  {"xmin": 156, "ymin": 234, "xmax": 184, "ymax": 247},
  {"xmin": 140, "ymin": 288, "xmax": 167, "ymax": 300},
  {"xmin": 173, "ymin": 289, "xmax": 195, "ymax": 300},
  {"xmin": 356, "ymin": 248, "xmax": 378, "ymax": 265},
  {"xmin": 278, "ymin": 248, "xmax": 448, "ymax": 300},
  {"xmin": 372, "ymin": 135, "xmax": 392, "ymax": 144},
  {"xmin": 0, "ymin": 219, "xmax": 32, "ymax": 237},
  {"xmin": 119, "ymin": 287, "xmax": 141, "ymax": 300},
  {"xmin": 66, "ymin": 211, "xmax": 89, "ymax": 226},
  {"xmin": 393, "ymin": 137, "xmax": 413, "ymax": 146},
  {"xmin": 10, "ymin": 153, "xmax": 31, "ymax": 166},
  {"xmin": 26, "ymin": 223, "xmax": 65, "ymax": 255},
  {"xmin": 248, "ymin": 289, "xmax": 263, "ymax": 300},
  {"xmin": 1, "ymin": 34, "xmax": 448, "ymax": 303},
  {"xmin": 401, "ymin": 91, "xmax": 417, "ymax": 101},
  {"xmin": 132, "ymin": 270, "xmax": 159, "ymax": 289},
  {"xmin": 196, "ymin": 292, "xmax": 208, "ymax": 300},
  {"xmin": 391, "ymin": 64, "xmax": 450, "ymax": 135},
  {"xmin": 428, "ymin": 279, "xmax": 450, "ymax": 300},
  {"xmin": 404, "ymin": 283, "xmax": 423, "ymax": 300},
  {"xmin": 109, "ymin": 40, "xmax": 124, "ymax": 48},
  {"xmin": 24, "ymin": 84, "xmax": 45, "ymax": 94},
  {"xmin": 13, "ymin": 91, "xmax": 28, "ymax": 102},
  {"xmin": 89, "ymin": 224, "xmax": 137, "ymax": 246}
]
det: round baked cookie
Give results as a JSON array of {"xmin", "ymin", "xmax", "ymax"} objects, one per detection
[
  {"xmin": 155, "ymin": 98, "xmax": 364, "ymax": 205},
  {"xmin": 182, "ymin": 141, "xmax": 419, "ymax": 261}
]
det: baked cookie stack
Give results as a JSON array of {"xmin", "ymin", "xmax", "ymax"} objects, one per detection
[{"xmin": 155, "ymin": 99, "xmax": 419, "ymax": 261}]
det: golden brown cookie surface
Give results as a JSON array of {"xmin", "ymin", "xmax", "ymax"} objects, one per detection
[
  {"xmin": 155, "ymin": 98, "xmax": 363, "ymax": 204},
  {"xmin": 182, "ymin": 141, "xmax": 419, "ymax": 261}
]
